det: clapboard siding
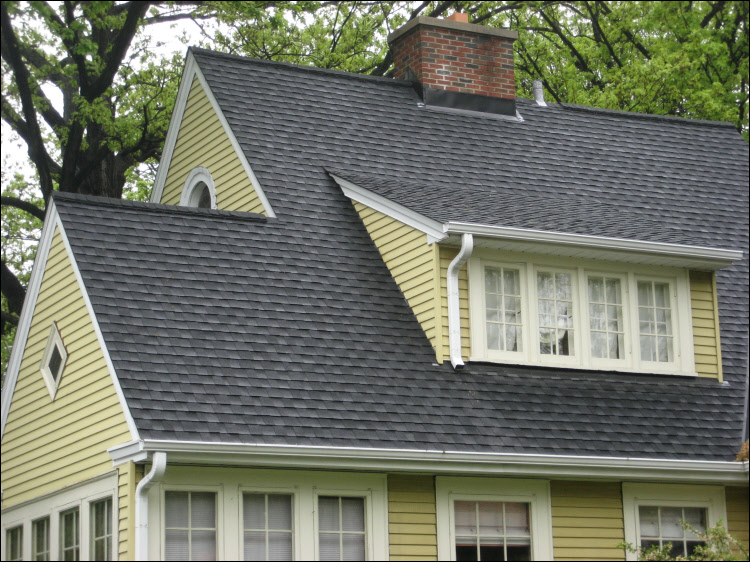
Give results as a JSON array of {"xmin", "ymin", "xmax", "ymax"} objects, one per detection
[
  {"xmin": 118, "ymin": 461, "xmax": 144, "ymax": 561},
  {"xmin": 439, "ymin": 246, "xmax": 470, "ymax": 362},
  {"xmin": 726, "ymin": 486, "xmax": 749, "ymax": 556},
  {"xmin": 0, "ymin": 227, "xmax": 132, "ymax": 507},
  {"xmin": 160, "ymin": 77, "xmax": 266, "ymax": 214},
  {"xmin": 388, "ymin": 474, "xmax": 438, "ymax": 561},
  {"xmin": 689, "ymin": 270, "xmax": 723, "ymax": 380}
]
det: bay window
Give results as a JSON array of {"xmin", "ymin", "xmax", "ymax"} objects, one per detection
[{"xmin": 469, "ymin": 254, "xmax": 694, "ymax": 375}]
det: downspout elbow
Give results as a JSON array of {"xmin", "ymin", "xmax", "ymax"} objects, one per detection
[
  {"xmin": 447, "ymin": 233, "xmax": 473, "ymax": 368},
  {"xmin": 135, "ymin": 451, "xmax": 167, "ymax": 561}
]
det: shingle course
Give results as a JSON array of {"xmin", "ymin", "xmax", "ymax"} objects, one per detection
[{"xmin": 51, "ymin": 47, "xmax": 748, "ymax": 462}]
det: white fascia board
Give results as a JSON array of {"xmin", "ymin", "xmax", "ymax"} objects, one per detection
[
  {"xmin": 54, "ymin": 216, "xmax": 140, "ymax": 441},
  {"xmin": 150, "ymin": 51, "xmax": 276, "ymax": 218},
  {"xmin": 0, "ymin": 202, "xmax": 58, "ymax": 438},
  {"xmin": 108, "ymin": 439, "xmax": 749, "ymax": 485},
  {"xmin": 330, "ymin": 174, "xmax": 446, "ymax": 244},
  {"xmin": 444, "ymin": 221, "xmax": 743, "ymax": 267}
]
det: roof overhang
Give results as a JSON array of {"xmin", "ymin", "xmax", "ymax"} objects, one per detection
[
  {"xmin": 331, "ymin": 174, "xmax": 743, "ymax": 270},
  {"xmin": 109, "ymin": 439, "xmax": 749, "ymax": 486}
]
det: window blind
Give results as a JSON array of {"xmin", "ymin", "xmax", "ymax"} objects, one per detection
[
  {"xmin": 165, "ymin": 491, "xmax": 216, "ymax": 561},
  {"xmin": 318, "ymin": 496, "xmax": 365, "ymax": 561},
  {"xmin": 243, "ymin": 493, "xmax": 293, "ymax": 561}
]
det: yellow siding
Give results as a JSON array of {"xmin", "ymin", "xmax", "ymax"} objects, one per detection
[
  {"xmin": 551, "ymin": 481, "xmax": 625, "ymax": 561},
  {"xmin": 160, "ymin": 77, "xmax": 265, "ymax": 214},
  {"xmin": 689, "ymin": 271, "xmax": 723, "ymax": 380},
  {"xmin": 439, "ymin": 246, "xmax": 470, "ymax": 362},
  {"xmin": 388, "ymin": 474, "xmax": 437, "ymax": 561},
  {"xmin": 117, "ymin": 462, "xmax": 144, "ymax": 561},
  {"xmin": 726, "ymin": 486, "xmax": 749, "ymax": 555},
  {"xmin": 0, "ymin": 227, "xmax": 132, "ymax": 507},
  {"xmin": 353, "ymin": 203, "xmax": 439, "ymax": 354}
]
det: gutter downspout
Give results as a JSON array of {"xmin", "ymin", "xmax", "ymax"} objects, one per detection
[
  {"xmin": 135, "ymin": 451, "xmax": 167, "ymax": 561},
  {"xmin": 447, "ymin": 233, "xmax": 473, "ymax": 368}
]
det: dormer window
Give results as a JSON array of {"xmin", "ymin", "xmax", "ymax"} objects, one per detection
[
  {"xmin": 468, "ymin": 251, "xmax": 695, "ymax": 375},
  {"xmin": 180, "ymin": 167, "xmax": 217, "ymax": 209},
  {"xmin": 40, "ymin": 323, "xmax": 68, "ymax": 399}
]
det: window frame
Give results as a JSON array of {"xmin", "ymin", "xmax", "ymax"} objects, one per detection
[
  {"xmin": 468, "ymin": 251, "xmax": 696, "ymax": 376},
  {"xmin": 313, "ymin": 491, "xmax": 372, "ymax": 561},
  {"xmin": 435, "ymin": 476, "xmax": 553, "ymax": 561},
  {"xmin": 0, "ymin": 473, "xmax": 118, "ymax": 562},
  {"xmin": 239, "ymin": 485, "xmax": 299, "ymax": 561},
  {"xmin": 39, "ymin": 323, "xmax": 68, "ymax": 400},
  {"xmin": 160, "ymin": 485, "xmax": 222, "ymax": 561},
  {"xmin": 622, "ymin": 483, "xmax": 727, "ymax": 562},
  {"xmin": 180, "ymin": 166, "xmax": 217, "ymax": 209}
]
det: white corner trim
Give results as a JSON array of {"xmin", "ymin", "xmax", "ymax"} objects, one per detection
[
  {"xmin": 55, "ymin": 216, "xmax": 140, "ymax": 441},
  {"xmin": 179, "ymin": 166, "xmax": 217, "ymax": 209},
  {"xmin": 444, "ymin": 221, "xmax": 743, "ymax": 266},
  {"xmin": 447, "ymin": 233, "xmax": 473, "ymax": 368},
  {"xmin": 330, "ymin": 174, "xmax": 446, "ymax": 244},
  {"xmin": 0, "ymin": 201, "xmax": 58, "ymax": 438},
  {"xmin": 150, "ymin": 51, "xmax": 276, "ymax": 217},
  {"xmin": 108, "ymin": 439, "xmax": 750, "ymax": 485}
]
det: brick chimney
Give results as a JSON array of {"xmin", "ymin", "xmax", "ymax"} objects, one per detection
[{"xmin": 388, "ymin": 14, "xmax": 519, "ymax": 116}]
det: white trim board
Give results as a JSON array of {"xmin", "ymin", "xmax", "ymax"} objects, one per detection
[
  {"xmin": 109, "ymin": 439, "xmax": 750, "ymax": 485},
  {"xmin": 150, "ymin": 50, "xmax": 276, "ymax": 218},
  {"xmin": 0, "ymin": 203, "xmax": 139, "ymax": 441}
]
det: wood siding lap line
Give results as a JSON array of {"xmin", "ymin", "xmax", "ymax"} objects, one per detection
[
  {"xmin": 388, "ymin": 475, "xmax": 438, "ymax": 561},
  {"xmin": 353, "ymin": 203, "xmax": 439, "ymax": 358}
]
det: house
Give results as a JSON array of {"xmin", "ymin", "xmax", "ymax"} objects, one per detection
[{"xmin": 1, "ymin": 12, "xmax": 748, "ymax": 562}]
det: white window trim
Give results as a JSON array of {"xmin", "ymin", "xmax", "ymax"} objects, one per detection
[
  {"xmin": 436, "ymin": 476, "xmax": 553, "ymax": 561},
  {"xmin": 468, "ymin": 250, "xmax": 697, "ymax": 376},
  {"xmin": 147, "ymin": 466, "xmax": 388, "ymax": 561},
  {"xmin": 179, "ymin": 166, "xmax": 217, "ymax": 209},
  {"xmin": 622, "ymin": 483, "xmax": 727, "ymax": 562},
  {"xmin": 0, "ymin": 472, "xmax": 118, "ymax": 561},
  {"xmin": 39, "ymin": 323, "xmax": 68, "ymax": 400}
]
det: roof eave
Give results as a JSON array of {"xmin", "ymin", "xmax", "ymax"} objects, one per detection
[{"xmin": 109, "ymin": 439, "xmax": 750, "ymax": 486}]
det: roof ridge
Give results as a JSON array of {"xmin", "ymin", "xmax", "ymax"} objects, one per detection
[
  {"xmin": 52, "ymin": 192, "xmax": 268, "ymax": 223},
  {"xmin": 190, "ymin": 47, "xmax": 414, "ymax": 88},
  {"xmin": 516, "ymin": 98, "xmax": 737, "ymax": 129}
]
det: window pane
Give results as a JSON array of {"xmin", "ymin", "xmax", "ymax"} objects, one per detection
[
  {"xmin": 591, "ymin": 331, "xmax": 607, "ymax": 358},
  {"xmin": 557, "ymin": 301, "xmax": 572, "ymax": 328},
  {"xmin": 268, "ymin": 532, "xmax": 293, "ymax": 561},
  {"xmin": 640, "ymin": 334, "xmax": 654, "ymax": 362},
  {"xmin": 33, "ymin": 517, "xmax": 50, "ymax": 561},
  {"xmin": 606, "ymin": 278, "xmax": 621, "ymax": 304},
  {"xmin": 191, "ymin": 529, "xmax": 216, "ymax": 561},
  {"xmin": 6, "ymin": 526, "xmax": 23, "ymax": 562},
  {"xmin": 684, "ymin": 508, "xmax": 706, "ymax": 538},
  {"xmin": 243, "ymin": 531, "xmax": 265, "ymax": 561},
  {"xmin": 588, "ymin": 277, "xmax": 604, "ymax": 302},
  {"xmin": 243, "ymin": 494, "xmax": 266, "ymax": 530},
  {"xmin": 165, "ymin": 491, "xmax": 189, "ymax": 527},
  {"xmin": 505, "ymin": 503, "xmax": 530, "ymax": 536},
  {"xmin": 60, "ymin": 508, "xmax": 80, "ymax": 561},
  {"xmin": 342, "ymin": 533, "xmax": 365, "ymax": 561},
  {"xmin": 539, "ymin": 328, "xmax": 553, "ymax": 355},
  {"xmin": 638, "ymin": 281, "xmax": 653, "ymax": 306},
  {"xmin": 660, "ymin": 507, "xmax": 684, "ymax": 538},
  {"xmin": 686, "ymin": 541, "xmax": 706, "ymax": 556},
  {"xmin": 456, "ymin": 540, "xmax": 478, "ymax": 562},
  {"xmin": 506, "ymin": 326, "xmax": 520, "ymax": 352},
  {"xmin": 341, "ymin": 498, "xmax": 364, "ymax": 532},
  {"xmin": 268, "ymin": 495, "xmax": 292, "ymax": 531},
  {"xmin": 191, "ymin": 492, "xmax": 216, "ymax": 528},
  {"xmin": 478, "ymin": 502, "xmax": 503, "ymax": 535},
  {"xmin": 318, "ymin": 497, "xmax": 340, "ymax": 532},
  {"xmin": 49, "ymin": 345, "xmax": 63, "ymax": 379},
  {"xmin": 319, "ymin": 533, "xmax": 340, "ymax": 561},
  {"xmin": 455, "ymin": 501, "xmax": 477, "ymax": 535},
  {"xmin": 638, "ymin": 506, "xmax": 659, "ymax": 537},
  {"xmin": 608, "ymin": 333, "xmax": 623, "ymax": 359},
  {"xmin": 90, "ymin": 497, "xmax": 112, "ymax": 561},
  {"xmin": 485, "ymin": 268, "xmax": 500, "ymax": 293},
  {"xmin": 479, "ymin": 543, "xmax": 504, "ymax": 561},
  {"xmin": 487, "ymin": 323, "xmax": 502, "ymax": 351},
  {"xmin": 654, "ymin": 283, "xmax": 669, "ymax": 307},
  {"xmin": 537, "ymin": 272, "xmax": 553, "ymax": 298},
  {"xmin": 590, "ymin": 303, "xmax": 606, "ymax": 331},
  {"xmin": 165, "ymin": 529, "xmax": 189, "ymax": 561},
  {"xmin": 607, "ymin": 305, "xmax": 623, "ymax": 332},
  {"xmin": 504, "ymin": 270, "xmax": 520, "ymax": 296},
  {"xmin": 556, "ymin": 272, "xmax": 572, "ymax": 299}
]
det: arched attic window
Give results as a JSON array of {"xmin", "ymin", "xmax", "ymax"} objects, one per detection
[{"xmin": 180, "ymin": 167, "xmax": 217, "ymax": 209}]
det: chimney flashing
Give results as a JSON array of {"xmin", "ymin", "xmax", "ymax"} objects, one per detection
[{"xmin": 387, "ymin": 16, "xmax": 518, "ymax": 45}]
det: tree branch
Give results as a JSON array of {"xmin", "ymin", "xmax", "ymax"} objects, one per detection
[
  {"xmin": 1, "ymin": 261, "xmax": 27, "ymax": 317},
  {"xmin": 1, "ymin": 196, "xmax": 47, "ymax": 222}
]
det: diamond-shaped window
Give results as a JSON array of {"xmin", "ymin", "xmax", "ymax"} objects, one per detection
[{"xmin": 40, "ymin": 323, "xmax": 68, "ymax": 400}]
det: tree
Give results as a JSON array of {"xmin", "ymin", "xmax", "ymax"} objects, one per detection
[{"xmin": 2, "ymin": 1, "xmax": 748, "ymax": 377}]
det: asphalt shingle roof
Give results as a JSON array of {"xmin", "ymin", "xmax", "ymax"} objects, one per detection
[{"xmin": 53, "ymin": 47, "xmax": 748, "ymax": 461}]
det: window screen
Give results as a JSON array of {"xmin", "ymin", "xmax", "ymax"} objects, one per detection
[
  {"xmin": 454, "ymin": 501, "xmax": 531, "ymax": 561},
  {"xmin": 318, "ymin": 496, "xmax": 366, "ymax": 561},
  {"xmin": 243, "ymin": 493, "xmax": 293, "ymax": 561},
  {"xmin": 165, "ymin": 491, "xmax": 217, "ymax": 561}
]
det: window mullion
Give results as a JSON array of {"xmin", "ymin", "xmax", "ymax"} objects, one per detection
[
  {"xmin": 577, "ymin": 267, "xmax": 588, "ymax": 367},
  {"xmin": 525, "ymin": 262, "xmax": 535, "ymax": 363}
]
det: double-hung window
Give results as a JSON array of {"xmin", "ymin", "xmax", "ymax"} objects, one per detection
[
  {"xmin": 469, "ymin": 254, "xmax": 694, "ymax": 375},
  {"xmin": 164, "ymin": 491, "xmax": 217, "ymax": 561},
  {"xmin": 243, "ymin": 493, "xmax": 293, "ymax": 561},
  {"xmin": 318, "ymin": 496, "xmax": 366, "ymax": 561}
]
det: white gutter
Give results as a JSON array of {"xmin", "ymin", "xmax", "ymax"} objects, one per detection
[
  {"xmin": 447, "ymin": 233, "xmax": 473, "ymax": 368},
  {"xmin": 444, "ymin": 221, "xmax": 743, "ymax": 265},
  {"xmin": 135, "ymin": 451, "xmax": 167, "ymax": 561},
  {"xmin": 110, "ymin": 440, "xmax": 749, "ymax": 485}
]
